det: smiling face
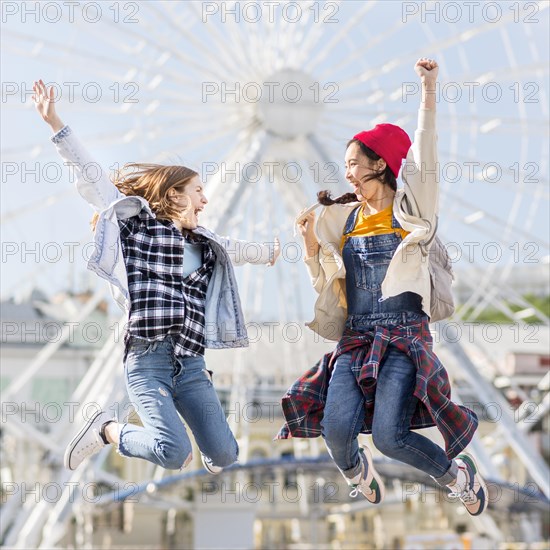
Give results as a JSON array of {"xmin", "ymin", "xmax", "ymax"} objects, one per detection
[
  {"xmin": 168, "ymin": 175, "xmax": 208, "ymax": 229},
  {"xmin": 344, "ymin": 141, "xmax": 386, "ymax": 201}
]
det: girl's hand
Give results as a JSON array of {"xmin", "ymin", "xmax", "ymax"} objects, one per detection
[
  {"xmin": 269, "ymin": 237, "xmax": 281, "ymax": 266},
  {"xmin": 415, "ymin": 58, "xmax": 439, "ymax": 84},
  {"xmin": 32, "ymin": 79, "xmax": 64, "ymax": 132},
  {"xmin": 297, "ymin": 211, "xmax": 316, "ymax": 237},
  {"xmin": 297, "ymin": 210, "xmax": 320, "ymax": 259}
]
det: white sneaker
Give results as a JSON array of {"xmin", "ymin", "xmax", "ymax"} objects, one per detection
[
  {"xmin": 347, "ymin": 446, "xmax": 385, "ymax": 504},
  {"xmin": 201, "ymin": 453, "xmax": 223, "ymax": 475},
  {"xmin": 64, "ymin": 410, "xmax": 112, "ymax": 470},
  {"xmin": 448, "ymin": 453, "xmax": 488, "ymax": 516}
]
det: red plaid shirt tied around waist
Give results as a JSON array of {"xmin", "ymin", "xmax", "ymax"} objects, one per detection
[{"xmin": 276, "ymin": 319, "xmax": 478, "ymax": 460}]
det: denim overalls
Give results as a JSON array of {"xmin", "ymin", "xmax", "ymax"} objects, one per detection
[
  {"xmin": 341, "ymin": 205, "xmax": 423, "ymax": 318},
  {"xmin": 320, "ymin": 206, "xmax": 456, "ymax": 485}
]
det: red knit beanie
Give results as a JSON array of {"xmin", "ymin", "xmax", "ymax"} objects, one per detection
[{"xmin": 353, "ymin": 124, "xmax": 412, "ymax": 178}]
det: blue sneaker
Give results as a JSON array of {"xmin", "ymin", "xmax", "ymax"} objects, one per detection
[
  {"xmin": 347, "ymin": 446, "xmax": 385, "ymax": 504},
  {"xmin": 449, "ymin": 453, "xmax": 488, "ymax": 516}
]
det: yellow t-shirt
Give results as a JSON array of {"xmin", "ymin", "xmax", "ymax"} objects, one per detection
[{"xmin": 341, "ymin": 204, "xmax": 409, "ymax": 249}]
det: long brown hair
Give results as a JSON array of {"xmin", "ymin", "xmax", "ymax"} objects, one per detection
[
  {"xmin": 91, "ymin": 163, "xmax": 198, "ymax": 229},
  {"xmin": 318, "ymin": 139, "xmax": 397, "ymax": 206}
]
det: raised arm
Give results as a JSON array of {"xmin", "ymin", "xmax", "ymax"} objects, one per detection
[
  {"xmin": 401, "ymin": 59, "xmax": 439, "ymax": 223},
  {"xmin": 32, "ymin": 79, "xmax": 64, "ymax": 133},
  {"xmin": 32, "ymin": 79, "xmax": 123, "ymax": 211},
  {"xmin": 416, "ymin": 58, "xmax": 438, "ymax": 110}
]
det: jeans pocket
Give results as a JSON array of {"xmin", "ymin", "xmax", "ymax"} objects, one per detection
[
  {"xmin": 203, "ymin": 369, "xmax": 214, "ymax": 385},
  {"xmin": 127, "ymin": 339, "xmax": 154, "ymax": 359}
]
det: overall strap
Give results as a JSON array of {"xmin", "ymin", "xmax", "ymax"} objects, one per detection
[
  {"xmin": 343, "ymin": 205, "xmax": 362, "ymax": 236},
  {"xmin": 391, "ymin": 209, "xmax": 402, "ymax": 230}
]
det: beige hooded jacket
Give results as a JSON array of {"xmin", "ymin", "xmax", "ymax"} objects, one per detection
[{"xmin": 297, "ymin": 108, "xmax": 438, "ymax": 340}]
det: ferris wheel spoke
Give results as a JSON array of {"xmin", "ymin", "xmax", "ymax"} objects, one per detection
[
  {"xmin": 442, "ymin": 62, "xmax": 549, "ymax": 84},
  {"xmin": 283, "ymin": 0, "xmax": 334, "ymax": 67},
  {"xmin": 4, "ymin": 30, "xmax": 210, "ymax": 96},
  {"xmin": 192, "ymin": 2, "xmax": 260, "ymax": 78},
  {"xmin": 150, "ymin": 1, "xmax": 247, "ymax": 80},
  {"xmin": 93, "ymin": 9, "xmax": 234, "ymax": 83},
  {"xmin": 202, "ymin": 130, "xmax": 266, "ymax": 215},
  {"xmin": 254, "ymin": 18, "xmax": 275, "ymax": 70},
  {"xmin": 495, "ymin": 25, "xmax": 533, "ymax": 252},
  {"xmin": 457, "ymin": 275, "xmax": 549, "ymax": 325},
  {"xmin": 459, "ymin": 283, "xmax": 547, "ymax": 325},
  {"xmin": 318, "ymin": 112, "xmax": 384, "ymax": 130},
  {"xmin": 247, "ymin": 7, "xmax": 285, "ymax": 71},
  {"xmin": 305, "ymin": 1, "xmax": 378, "ymax": 73},
  {"xmin": 8, "ymin": 46, "xmax": 197, "ymax": 90},
  {"xmin": 437, "ymin": 150, "xmax": 549, "ymax": 196},
  {"xmin": 188, "ymin": 3, "xmax": 255, "ymax": 80},
  {"xmin": 4, "ymin": 30, "xmax": 135, "ymax": 74},
  {"xmin": 315, "ymin": 18, "xmax": 414, "ymax": 82},
  {"xmin": 68, "ymin": 17, "xmax": 215, "ymax": 90},
  {"xmin": 151, "ymin": 122, "xmax": 253, "ymax": 164},
  {"xmin": 0, "ymin": 231, "xmax": 97, "ymax": 299},
  {"xmin": 206, "ymin": 138, "xmax": 268, "ymax": 234},
  {"xmin": 322, "ymin": 106, "xmax": 548, "ymax": 135},
  {"xmin": 276, "ymin": 1, "xmax": 321, "ymax": 68},
  {"xmin": 523, "ymin": 143, "xmax": 550, "ymax": 231},
  {"xmin": 4, "ymin": 113, "xmax": 249, "ymax": 160},
  {"xmin": 338, "ymin": 13, "xmax": 524, "ymax": 92},
  {"xmin": 445, "ymin": 191, "xmax": 549, "ymax": 249},
  {"xmin": 1, "ymin": 189, "xmax": 75, "ymax": 224}
]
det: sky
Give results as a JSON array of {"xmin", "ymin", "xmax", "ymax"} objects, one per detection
[{"xmin": 1, "ymin": 0, "xmax": 549, "ymax": 319}]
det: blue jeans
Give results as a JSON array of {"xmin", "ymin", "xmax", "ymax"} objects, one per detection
[
  {"xmin": 320, "ymin": 323, "xmax": 457, "ymax": 485},
  {"xmin": 118, "ymin": 336, "xmax": 238, "ymax": 470},
  {"xmin": 324, "ymin": 225, "xmax": 458, "ymax": 485}
]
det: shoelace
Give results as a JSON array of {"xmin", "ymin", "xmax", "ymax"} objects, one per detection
[
  {"xmin": 203, "ymin": 455, "xmax": 221, "ymax": 472},
  {"xmin": 349, "ymin": 484, "xmax": 374, "ymax": 498},
  {"xmin": 448, "ymin": 489, "xmax": 476, "ymax": 504},
  {"xmin": 76, "ymin": 429, "xmax": 104, "ymax": 455}
]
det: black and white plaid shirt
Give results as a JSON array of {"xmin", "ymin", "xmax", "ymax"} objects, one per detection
[{"xmin": 119, "ymin": 210, "xmax": 215, "ymax": 358}]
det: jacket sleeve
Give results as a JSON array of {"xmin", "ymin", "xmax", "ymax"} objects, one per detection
[
  {"xmin": 217, "ymin": 236, "xmax": 275, "ymax": 266},
  {"xmin": 304, "ymin": 251, "xmax": 328, "ymax": 294},
  {"xmin": 401, "ymin": 109, "xmax": 438, "ymax": 225},
  {"xmin": 51, "ymin": 126, "xmax": 123, "ymax": 212}
]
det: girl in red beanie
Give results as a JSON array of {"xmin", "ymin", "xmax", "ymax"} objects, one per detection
[{"xmin": 278, "ymin": 59, "xmax": 487, "ymax": 516}]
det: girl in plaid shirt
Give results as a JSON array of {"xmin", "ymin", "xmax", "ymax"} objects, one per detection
[{"xmin": 33, "ymin": 79, "xmax": 280, "ymax": 475}]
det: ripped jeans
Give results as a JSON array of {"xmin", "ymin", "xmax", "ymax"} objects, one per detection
[{"xmin": 118, "ymin": 336, "xmax": 238, "ymax": 470}]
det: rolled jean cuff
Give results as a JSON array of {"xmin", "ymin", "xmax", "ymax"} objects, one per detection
[
  {"xmin": 431, "ymin": 459, "xmax": 458, "ymax": 487},
  {"xmin": 116, "ymin": 423, "xmax": 131, "ymax": 458}
]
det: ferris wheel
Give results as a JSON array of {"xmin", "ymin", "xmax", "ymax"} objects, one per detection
[
  {"xmin": 2, "ymin": 0, "xmax": 548, "ymax": 325},
  {"xmin": 1, "ymin": 1, "xmax": 549, "ymax": 547}
]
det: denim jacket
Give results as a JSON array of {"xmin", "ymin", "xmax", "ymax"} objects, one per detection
[{"xmin": 51, "ymin": 126, "xmax": 274, "ymax": 349}]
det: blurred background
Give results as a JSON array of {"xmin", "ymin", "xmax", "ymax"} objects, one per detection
[{"xmin": 1, "ymin": 1, "xmax": 549, "ymax": 548}]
